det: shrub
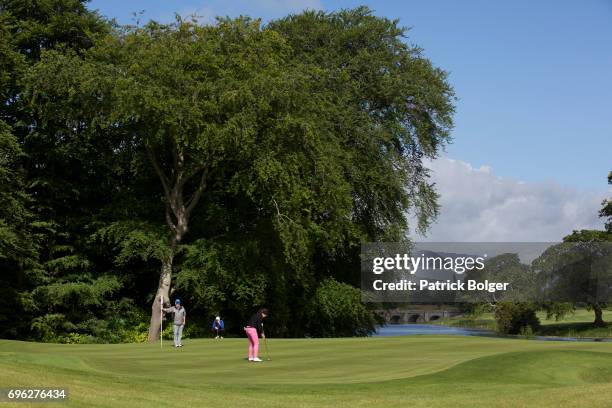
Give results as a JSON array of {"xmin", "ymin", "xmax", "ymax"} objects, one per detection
[
  {"xmin": 306, "ymin": 278, "xmax": 378, "ymax": 337},
  {"xmin": 162, "ymin": 323, "xmax": 174, "ymax": 340},
  {"xmin": 495, "ymin": 302, "xmax": 540, "ymax": 335},
  {"xmin": 62, "ymin": 332, "xmax": 95, "ymax": 344},
  {"xmin": 122, "ymin": 322, "xmax": 149, "ymax": 343}
]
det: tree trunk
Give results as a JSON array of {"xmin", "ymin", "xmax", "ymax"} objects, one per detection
[
  {"xmin": 147, "ymin": 253, "xmax": 175, "ymax": 341},
  {"xmin": 593, "ymin": 303, "xmax": 605, "ymax": 327},
  {"xmin": 145, "ymin": 146, "xmax": 209, "ymax": 342},
  {"xmin": 147, "ymin": 202, "xmax": 190, "ymax": 341}
]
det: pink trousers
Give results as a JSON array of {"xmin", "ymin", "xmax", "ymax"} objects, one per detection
[{"xmin": 245, "ymin": 327, "xmax": 259, "ymax": 359}]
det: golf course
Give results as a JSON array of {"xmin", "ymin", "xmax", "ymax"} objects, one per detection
[
  {"xmin": 3, "ymin": 336, "xmax": 612, "ymax": 407},
  {"xmin": 1, "ymin": 1, "xmax": 611, "ymax": 407}
]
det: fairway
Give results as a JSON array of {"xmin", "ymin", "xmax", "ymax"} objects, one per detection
[{"xmin": 2, "ymin": 337, "xmax": 612, "ymax": 407}]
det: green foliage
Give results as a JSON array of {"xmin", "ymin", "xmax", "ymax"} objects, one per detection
[
  {"xmin": 30, "ymin": 313, "xmax": 72, "ymax": 341},
  {"xmin": 462, "ymin": 253, "xmax": 534, "ymax": 303},
  {"xmin": 32, "ymin": 275, "xmax": 121, "ymax": 307},
  {"xmin": 2, "ymin": 6, "xmax": 455, "ymax": 341},
  {"xmin": 540, "ymin": 234, "xmax": 612, "ymax": 326},
  {"xmin": 306, "ymin": 278, "xmax": 378, "ymax": 337},
  {"xmin": 599, "ymin": 171, "xmax": 611, "ymax": 233},
  {"xmin": 176, "ymin": 239, "xmax": 267, "ymax": 312},
  {"xmin": 0, "ymin": 0, "xmax": 109, "ymax": 61},
  {"xmin": 0, "ymin": 121, "xmax": 40, "ymax": 339},
  {"xmin": 128, "ymin": 323, "xmax": 150, "ymax": 343},
  {"xmin": 541, "ymin": 302, "xmax": 575, "ymax": 321},
  {"xmin": 0, "ymin": 121, "xmax": 31, "ymax": 258},
  {"xmin": 1, "ymin": 0, "xmax": 126, "ymax": 343},
  {"xmin": 30, "ymin": 297, "xmax": 148, "ymax": 343},
  {"xmin": 519, "ymin": 325, "xmax": 534, "ymax": 338},
  {"xmin": 92, "ymin": 221, "xmax": 171, "ymax": 265},
  {"xmin": 269, "ymin": 7, "xmax": 455, "ymax": 236},
  {"xmin": 460, "ymin": 303, "xmax": 491, "ymax": 318},
  {"xmin": 555, "ymin": 176, "xmax": 612, "ymax": 326},
  {"xmin": 161, "ymin": 323, "xmax": 174, "ymax": 341},
  {"xmin": 494, "ymin": 302, "xmax": 540, "ymax": 335},
  {"xmin": 182, "ymin": 323, "xmax": 210, "ymax": 339},
  {"xmin": 62, "ymin": 332, "xmax": 95, "ymax": 344},
  {"xmin": 563, "ymin": 229, "xmax": 612, "ymax": 243}
]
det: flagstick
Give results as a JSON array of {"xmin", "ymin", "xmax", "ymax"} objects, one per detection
[{"xmin": 160, "ymin": 295, "xmax": 163, "ymax": 349}]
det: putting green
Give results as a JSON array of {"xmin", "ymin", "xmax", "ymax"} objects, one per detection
[{"xmin": 1, "ymin": 336, "xmax": 612, "ymax": 407}]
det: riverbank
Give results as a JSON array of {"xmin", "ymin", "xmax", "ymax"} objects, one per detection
[{"xmin": 431, "ymin": 309, "xmax": 612, "ymax": 338}]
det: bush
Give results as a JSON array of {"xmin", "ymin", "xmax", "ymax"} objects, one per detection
[
  {"xmin": 519, "ymin": 325, "xmax": 535, "ymax": 339},
  {"xmin": 182, "ymin": 323, "xmax": 209, "ymax": 339},
  {"xmin": 62, "ymin": 332, "xmax": 95, "ymax": 344},
  {"xmin": 162, "ymin": 323, "xmax": 174, "ymax": 340},
  {"xmin": 306, "ymin": 278, "xmax": 378, "ymax": 337},
  {"xmin": 29, "ymin": 297, "xmax": 154, "ymax": 343},
  {"xmin": 494, "ymin": 302, "xmax": 540, "ymax": 335},
  {"xmin": 122, "ymin": 322, "xmax": 149, "ymax": 343}
]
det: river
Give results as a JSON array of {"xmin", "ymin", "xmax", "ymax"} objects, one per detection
[
  {"xmin": 373, "ymin": 324, "xmax": 612, "ymax": 342},
  {"xmin": 374, "ymin": 324, "xmax": 492, "ymax": 337}
]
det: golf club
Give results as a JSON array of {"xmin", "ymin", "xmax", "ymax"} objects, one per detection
[
  {"xmin": 263, "ymin": 336, "xmax": 271, "ymax": 361},
  {"xmin": 262, "ymin": 322, "xmax": 271, "ymax": 361}
]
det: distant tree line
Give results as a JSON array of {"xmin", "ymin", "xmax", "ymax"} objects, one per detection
[{"xmin": 467, "ymin": 175, "xmax": 612, "ymax": 335}]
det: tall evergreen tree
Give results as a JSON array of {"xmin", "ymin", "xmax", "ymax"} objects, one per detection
[{"xmin": 0, "ymin": 0, "xmax": 119, "ymax": 340}]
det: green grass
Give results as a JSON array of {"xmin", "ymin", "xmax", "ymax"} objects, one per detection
[
  {"xmin": 536, "ymin": 309, "xmax": 612, "ymax": 337},
  {"xmin": 538, "ymin": 309, "xmax": 606, "ymax": 325},
  {"xmin": 432, "ymin": 313, "xmax": 497, "ymax": 330},
  {"xmin": 434, "ymin": 309, "xmax": 612, "ymax": 338},
  {"xmin": 537, "ymin": 322, "xmax": 612, "ymax": 338},
  {"xmin": 2, "ymin": 336, "xmax": 612, "ymax": 407}
]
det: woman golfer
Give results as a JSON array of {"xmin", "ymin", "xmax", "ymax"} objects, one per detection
[{"xmin": 244, "ymin": 308, "xmax": 268, "ymax": 362}]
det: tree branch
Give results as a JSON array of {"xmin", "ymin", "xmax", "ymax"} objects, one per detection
[
  {"xmin": 146, "ymin": 145, "xmax": 171, "ymax": 200},
  {"xmin": 165, "ymin": 203, "xmax": 177, "ymax": 233},
  {"xmin": 272, "ymin": 198, "xmax": 294, "ymax": 224},
  {"xmin": 185, "ymin": 165, "xmax": 209, "ymax": 215}
]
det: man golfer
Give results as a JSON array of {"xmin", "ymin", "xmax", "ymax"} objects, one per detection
[
  {"xmin": 163, "ymin": 299, "xmax": 186, "ymax": 348},
  {"xmin": 212, "ymin": 316, "xmax": 224, "ymax": 339}
]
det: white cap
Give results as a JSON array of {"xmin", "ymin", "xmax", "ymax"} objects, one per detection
[{"xmin": 215, "ymin": 316, "xmax": 220, "ymax": 320}]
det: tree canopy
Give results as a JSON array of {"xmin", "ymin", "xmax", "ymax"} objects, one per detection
[
  {"xmin": 600, "ymin": 171, "xmax": 612, "ymax": 233},
  {"xmin": 1, "ymin": 5, "xmax": 455, "ymax": 340}
]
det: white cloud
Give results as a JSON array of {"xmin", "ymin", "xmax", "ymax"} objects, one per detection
[{"xmin": 414, "ymin": 158, "xmax": 609, "ymax": 242}]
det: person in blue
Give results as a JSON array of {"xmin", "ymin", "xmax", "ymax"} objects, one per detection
[{"xmin": 212, "ymin": 316, "xmax": 224, "ymax": 339}]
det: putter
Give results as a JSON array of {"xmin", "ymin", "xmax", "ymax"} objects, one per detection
[
  {"xmin": 264, "ymin": 337, "xmax": 272, "ymax": 361},
  {"xmin": 262, "ymin": 322, "xmax": 271, "ymax": 361}
]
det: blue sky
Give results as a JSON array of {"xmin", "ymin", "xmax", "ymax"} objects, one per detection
[
  {"xmin": 89, "ymin": 0, "xmax": 611, "ymax": 190},
  {"xmin": 88, "ymin": 0, "xmax": 611, "ymax": 239}
]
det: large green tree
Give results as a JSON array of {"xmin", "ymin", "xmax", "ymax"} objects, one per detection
[
  {"xmin": 556, "ymin": 172, "xmax": 612, "ymax": 326},
  {"xmin": 535, "ymin": 238, "xmax": 612, "ymax": 327},
  {"xmin": 25, "ymin": 8, "xmax": 455, "ymax": 339},
  {"xmin": 0, "ymin": 0, "xmax": 122, "ymax": 341},
  {"xmin": 269, "ymin": 8, "xmax": 454, "ymax": 237},
  {"xmin": 0, "ymin": 120, "xmax": 37, "ymax": 338}
]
